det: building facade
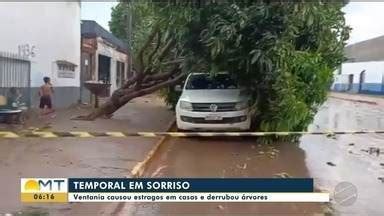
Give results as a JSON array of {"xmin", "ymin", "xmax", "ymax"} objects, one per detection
[
  {"xmin": 332, "ymin": 35, "xmax": 384, "ymax": 95},
  {"xmin": 332, "ymin": 61, "xmax": 384, "ymax": 94},
  {"xmin": 80, "ymin": 20, "xmax": 130, "ymax": 103},
  {"xmin": 0, "ymin": 2, "xmax": 81, "ymax": 108}
]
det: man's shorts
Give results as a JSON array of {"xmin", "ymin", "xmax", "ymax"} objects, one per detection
[{"xmin": 39, "ymin": 95, "xmax": 52, "ymax": 109}]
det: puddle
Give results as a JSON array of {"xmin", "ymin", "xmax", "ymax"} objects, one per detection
[{"xmin": 300, "ymin": 98, "xmax": 384, "ymax": 215}]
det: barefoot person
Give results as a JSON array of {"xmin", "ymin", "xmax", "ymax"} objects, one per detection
[{"xmin": 39, "ymin": 77, "xmax": 55, "ymax": 115}]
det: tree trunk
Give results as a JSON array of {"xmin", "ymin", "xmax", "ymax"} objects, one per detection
[
  {"xmin": 76, "ymin": 100, "xmax": 124, "ymax": 120},
  {"xmin": 73, "ymin": 22, "xmax": 186, "ymax": 121},
  {"xmin": 74, "ymin": 72, "xmax": 185, "ymax": 121}
]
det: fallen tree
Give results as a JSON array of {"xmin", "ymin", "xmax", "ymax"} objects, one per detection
[
  {"xmin": 76, "ymin": 3, "xmax": 193, "ymax": 120},
  {"xmin": 76, "ymin": 34, "xmax": 186, "ymax": 120},
  {"xmin": 79, "ymin": 1, "xmax": 350, "ymax": 133}
]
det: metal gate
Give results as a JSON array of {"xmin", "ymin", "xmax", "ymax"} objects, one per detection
[{"xmin": 0, "ymin": 51, "xmax": 31, "ymax": 107}]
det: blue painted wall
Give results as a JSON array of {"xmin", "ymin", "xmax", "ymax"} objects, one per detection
[
  {"xmin": 332, "ymin": 61, "xmax": 384, "ymax": 95},
  {"xmin": 332, "ymin": 83, "xmax": 384, "ymax": 95}
]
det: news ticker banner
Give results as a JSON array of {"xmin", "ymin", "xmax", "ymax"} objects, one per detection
[{"xmin": 21, "ymin": 178, "xmax": 329, "ymax": 203}]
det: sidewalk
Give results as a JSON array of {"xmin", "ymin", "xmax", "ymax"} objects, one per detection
[
  {"xmin": 329, "ymin": 92, "xmax": 384, "ymax": 106},
  {"xmin": 0, "ymin": 94, "xmax": 175, "ymax": 215},
  {"xmin": 4, "ymin": 93, "xmax": 174, "ymax": 132}
]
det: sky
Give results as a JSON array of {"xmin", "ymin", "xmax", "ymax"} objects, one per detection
[
  {"xmin": 81, "ymin": 1, "xmax": 118, "ymax": 32},
  {"xmin": 342, "ymin": 2, "xmax": 384, "ymax": 45},
  {"xmin": 81, "ymin": 2, "xmax": 384, "ymax": 45}
]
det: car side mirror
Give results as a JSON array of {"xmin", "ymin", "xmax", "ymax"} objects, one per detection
[{"xmin": 174, "ymin": 85, "xmax": 182, "ymax": 92}]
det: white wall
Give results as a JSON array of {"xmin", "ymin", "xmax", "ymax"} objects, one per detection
[
  {"xmin": 333, "ymin": 74, "xmax": 350, "ymax": 84},
  {"xmin": 96, "ymin": 38, "xmax": 128, "ymax": 93},
  {"xmin": 0, "ymin": 2, "xmax": 81, "ymax": 88},
  {"xmin": 338, "ymin": 61, "xmax": 384, "ymax": 83}
]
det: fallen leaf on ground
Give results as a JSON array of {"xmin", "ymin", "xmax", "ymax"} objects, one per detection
[
  {"xmin": 349, "ymin": 143, "xmax": 355, "ymax": 146},
  {"xmin": 274, "ymin": 172, "xmax": 292, "ymax": 178},
  {"xmin": 236, "ymin": 163, "xmax": 247, "ymax": 169},
  {"xmin": 151, "ymin": 165, "xmax": 168, "ymax": 177},
  {"xmin": 326, "ymin": 134, "xmax": 337, "ymax": 140},
  {"xmin": 369, "ymin": 147, "xmax": 381, "ymax": 156},
  {"xmin": 39, "ymin": 125, "xmax": 52, "ymax": 131},
  {"xmin": 326, "ymin": 162, "xmax": 336, "ymax": 166}
]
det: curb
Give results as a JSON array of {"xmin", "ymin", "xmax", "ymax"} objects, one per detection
[
  {"xmin": 130, "ymin": 119, "xmax": 176, "ymax": 178},
  {"xmin": 108, "ymin": 119, "xmax": 176, "ymax": 215},
  {"xmin": 329, "ymin": 95, "xmax": 378, "ymax": 105}
]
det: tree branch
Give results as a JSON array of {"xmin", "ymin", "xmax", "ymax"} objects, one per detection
[
  {"xmin": 136, "ymin": 24, "xmax": 161, "ymax": 75},
  {"xmin": 161, "ymin": 58, "xmax": 184, "ymax": 66},
  {"xmin": 147, "ymin": 30, "xmax": 162, "ymax": 65},
  {"xmin": 155, "ymin": 37, "xmax": 177, "ymax": 63},
  {"xmin": 122, "ymin": 75, "xmax": 139, "ymax": 88},
  {"xmin": 118, "ymin": 71, "xmax": 185, "ymax": 103},
  {"xmin": 143, "ymin": 70, "xmax": 173, "ymax": 82}
]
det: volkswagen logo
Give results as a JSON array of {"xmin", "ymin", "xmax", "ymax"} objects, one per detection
[{"xmin": 209, "ymin": 104, "xmax": 218, "ymax": 112}]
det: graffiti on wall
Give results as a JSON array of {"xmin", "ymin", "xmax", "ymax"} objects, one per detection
[{"xmin": 18, "ymin": 44, "xmax": 36, "ymax": 58}]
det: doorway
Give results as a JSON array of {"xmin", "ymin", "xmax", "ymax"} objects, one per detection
[
  {"xmin": 116, "ymin": 61, "xmax": 125, "ymax": 88},
  {"xmin": 98, "ymin": 54, "xmax": 111, "ymax": 83},
  {"xmin": 348, "ymin": 74, "xmax": 354, "ymax": 91},
  {"xmin": 358, "ymin": 70, "xmax": 366, "ymax": 93}
]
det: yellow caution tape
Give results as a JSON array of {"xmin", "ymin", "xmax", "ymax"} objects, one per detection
[{"xmin": 0, "ymin": 130, "xmax": 383, "ymax": 138}]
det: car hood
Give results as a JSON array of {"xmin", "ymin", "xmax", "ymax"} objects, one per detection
[{"xmin": 180, "ymin": 89, "xmax": 249, "ymax": 103}]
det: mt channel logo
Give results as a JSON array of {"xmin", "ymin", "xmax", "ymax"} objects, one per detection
[{"xmin": 20, "ymin": 178, "xmax": 68, "ymax": 203}]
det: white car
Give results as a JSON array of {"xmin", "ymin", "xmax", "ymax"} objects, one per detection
[{"xmin": 175, "ymin": 73, "xmax": 251, "ymax": 131}]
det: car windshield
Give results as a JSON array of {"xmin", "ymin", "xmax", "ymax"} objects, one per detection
[{"xmin": 185, "ymin": 74, "xmax": 238, "ymax": 90}]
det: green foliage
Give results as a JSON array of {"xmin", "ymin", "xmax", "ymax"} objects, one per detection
[
  {"xmin": 109, "ymin": 3, "xmax": 128, "ymax": 42},
  {"xmin": 110, "ymin": 1, "xmax": 350, "ymax": 132},
  {"xmin": 110, "ymin": 2, "xmax": 158, "ymax": 52},
  {"xmin": 185, "ymin": 2, "xmax": 349, "ymax": 132},
  {"xmin": 159, "ymin": 87, "xmax": 182, "ymax": 109}
]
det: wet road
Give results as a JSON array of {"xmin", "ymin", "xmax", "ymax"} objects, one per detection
[
  {"xmin": 120, "ymin": 97, "xmax": 384, "ymax": 216},
  {"xmin": 301, "ymin": 98, "xmax": 384, "ymax": 215},
  {"xmin": 121, "ymin": 137, "xmax": 324, "ymax": 215},
  {"xmin": 0, "ymin": 95, "xmax": 174, "ymax": 215},
  {"xmin": 1, "ymin": 96, "xmax": 383, "ymax": 215}
]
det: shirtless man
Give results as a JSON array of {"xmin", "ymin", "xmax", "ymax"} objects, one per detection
[{"xmin": 39, "ymin": 77, "xmax": 55, "ymax": 115}]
